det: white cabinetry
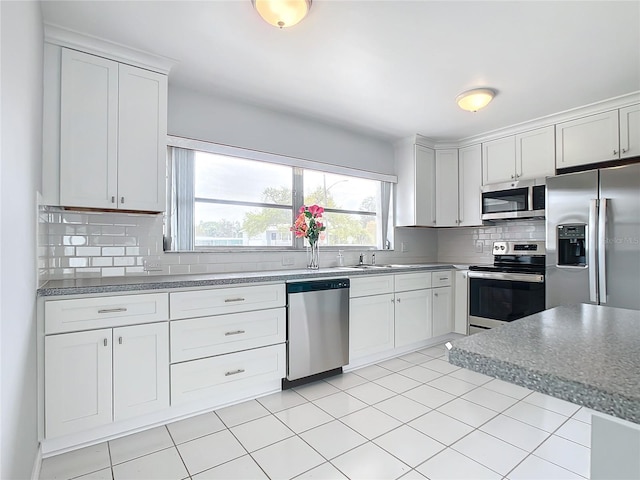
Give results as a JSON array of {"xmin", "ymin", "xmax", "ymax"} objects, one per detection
[
  {"xmin": 350, "ymin": 271, "xmax": 453, "ymax": 362},
  {"xmin": 169, "ymin": 284, "xmax": 286, "ymax": 406},
  {"xmin": 454, "ymin": 270, "xmax": 469, "ymax": 335},
  {"xmin": 47, "ymin": 47, "xmax": 167, "ymax": 211},
  {"xmin": 45, "ymin": 319, "xmax": 169, "ymax": 438},
  {"xmin": 555, "ymin": 110, "xmax": 620, "ymax": 168},
  {"xmin": 483, "ymin": 126, "xmax": 555, "ymax": 184},
  {"xmin": 435, "ymin": 149, "xmax": 459, "ymax": 227},
  {"xmin": 458, "ymin": 144, "xmax": 483, "ymax": 226},
  {"xmin": 619, "ymin": 105, "xmax": 640, "ymax": 159},
  {"xmin": 395, "ymin": 141, "xmax": 436, "ymax": 226}
]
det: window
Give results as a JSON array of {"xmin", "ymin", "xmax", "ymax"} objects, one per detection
[{"xmin": 166, "ymin": 142, "xmax": 394, "ymax": 251}]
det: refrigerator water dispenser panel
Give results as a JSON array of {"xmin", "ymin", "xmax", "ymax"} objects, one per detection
[{"xmin": 557, "ymin": 224, "xmax": 587, "ymax": 267}]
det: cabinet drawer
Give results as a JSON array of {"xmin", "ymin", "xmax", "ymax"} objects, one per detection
[
  {"xmin": 45, "ymin": 293, "xmax": 169, "ymax": 334},
  {"xmin": 171, "ymin": 344, "xmax": 286, "ymax": 406},
  {"xmin": 170, "ymin": 284, "xmax": 285, "ymax": 320},
  {"xmin": 394, "ymin": 272, "xmax": 432, "ymax": 292},
  {"xmin": 171, "ymin": 308, "xmax": 286, "ymax": 363},
  {"xmin": 349, "ymin": 275, "xmax": 394, "ymax": 298},
  {"xmin": 431, "ymin": 271, "xmax": 452, "ymax": 287}
]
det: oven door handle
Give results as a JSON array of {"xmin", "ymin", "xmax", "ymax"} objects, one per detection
[{"xmin": 468, "ymin": 271, "xmax": 545, "ymax": 283}]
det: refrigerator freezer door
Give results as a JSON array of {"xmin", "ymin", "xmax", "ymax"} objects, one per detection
[
  {"xmin": 546, "ymin": 170, "xmax": 599, "ymax": 309},
  {"xmin": 599, "ymin": 163, "xmax": 640, "ymax": 310}
]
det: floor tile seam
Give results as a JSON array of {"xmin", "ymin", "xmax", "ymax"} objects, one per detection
[
  {"xmin": 218, "ymin": 408, "xmax": 274, "ymax": 430},
  {"xmin": 412, "ymin": 442, "xmax": 505, "ymax": 478},
  {"xmin": 434, "ymin": 400, "xmax": 501, "ymax": 430},
  {"xmin": 425, "ymin": 375, "xmax": 482, "ymax": 397},
  {"xmin": 65, "ymin": 464, "xmax": 114, "ymax": 480},
  {"xmin": 476, "ymin": 416, "xmax": 551, "ymax": 452},
  {"xmin": 520, "ymin": 397, "xmax": 582, "ymax": 417},
  {"xmin": 169, "ymin": 439, "xmax": 194, "ymax": 480},
  {"xmin": 448, "ymin": 431, "xmax": 530, "ymax": 477},
  {"xmin": 109, "ymin": 444, "xmax": 177, "ymax": 468},
  {"xmin": 529, "ymin": 452, "xmax": 589, "ymax": 478},
  {"xmin": 369, "ymin": 398, "xmax": 434, "ymax": 424},
  {"xmin": 310, "ymin": 393, "xmax": 369, "ymax": 419},
  {"xmin": 458, "ymin": 392, "xmax": 517, "ymax": 413},
  {"xmin": 394, "ymin": 366, "xmax": 446, "ymax": 383},
  {"xmin": 369, "ymin": 423, "xmax": 449, "ymax": 468},
  {"xmin": 179, "ymin": 429, "xmax": 248, "ymax": 478}
]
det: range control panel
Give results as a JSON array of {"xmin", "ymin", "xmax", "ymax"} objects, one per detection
[{"xmin": 492, "ymin": 241, "xmax": 546, "ymax": 256}]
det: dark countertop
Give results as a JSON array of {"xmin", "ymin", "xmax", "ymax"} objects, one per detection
[
  {"xmin": 448, "ymin": 304, "xmax": 640, "ymax": 424},
  {"xmin": 37, "ymin": 263, "xmax": 460, "ymax": 297}
]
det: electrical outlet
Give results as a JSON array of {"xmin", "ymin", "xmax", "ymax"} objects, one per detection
[
  {"xmin": 475, "ymin": 241, "xmax": 483, "ymax": 253},
  {"xmin": 143, "ymin": 260, "xmax": 163, "ymax": 272},
  {"xmin": 401, "ymin": 242, "xmax": 408, "ymax": 253},
  {"xmin": 282, "ymin": 255, "xmax": 294, "ymax": 266}
]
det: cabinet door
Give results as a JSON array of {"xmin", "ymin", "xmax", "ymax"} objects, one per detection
[
  {"xmin": 113, "ymin": 322, "xmax": 169, "ymax": 421},
  {"xmin": 395, "ymin": 289, "xmax": 432, "ymax": 347},
  {"xmin": 516, "ymin": 126, "xmax": 555, "ymax": 180},
  {"xmin": 458, "ymin": 144, "xmax": 482, "ymax": 226},
  {"xmin": 45, "ymin": 329, "xmax": 113, "ymax": 438},
  {"xmin": 453, "ymin": 271, "xmax": 469, "ymax": 335},
  {"xmin": 555, "ymin": 110, "xmax": 619, "ymax": 168},
  {"xmin": 482, "ymin": 136, "xmax": 516, "ymax": 184},
  {"xmin": 60, "ymin": 49, "xmax": 118, "ymax": 209},
  {"xmin": 349, "ymin": 293, "xmax": 395, "ymax": 360},
  {"xmin": 117, "ymin": 65, "xmax": 168, "ymax": 212},
  {"xmin": 415, "ymin": 145, "xmax": 436, "ymax": 226},
  {"xmin": 620, "ymin": 105, "xmax": 640, "ymax": 159},
  {"xmin": 432, "ymin": 286, "xmax": 453, "ymax": 337},
  {"xmin": 435, "ymin": 149, "xmax": 459, "ymax": 226}
]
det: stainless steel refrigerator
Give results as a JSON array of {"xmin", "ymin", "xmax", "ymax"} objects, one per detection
[{"xmin": 546, "ymin": 163, "xmax": 640, "ymax": 310}]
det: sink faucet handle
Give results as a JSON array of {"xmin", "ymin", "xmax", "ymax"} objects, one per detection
[
  {"xmin": 359, "ymin": 253, "xmax": 365, "ymax": 265},
  {"xmin": 372, "ymin": 253, "xmax": 376, "ymax": 265}
]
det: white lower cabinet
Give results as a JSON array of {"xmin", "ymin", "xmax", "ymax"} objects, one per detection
[
  {"xmin": 454, "ymin": 270, "xmax": 469, "ymax": 335},
  {"xmin": 45, "ymin": 322, "xmax": 168, "ymax": 438},
  {"xmin": 349, "ymin": 293, "xmax": 396, "ymax": 359},
  {"xmin": 395, "ymin": 288, "xmax": 432, "ymax": 347},
  {"xmin": 432, "ymin": 286, "xmax": 453, "ymax": 337}
]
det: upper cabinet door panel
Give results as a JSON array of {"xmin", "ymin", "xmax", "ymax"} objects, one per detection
[
  {"xmin": 516, "ymin": 126, "xmax": 555, "ymax": 180},
  {"xmin": 555, "ymin": 110, "xmax": 619, "ymax": 168},
  {"xmin": 415, "ymin": 145, "xmax": 436, "ymax": 226},
  {"xmin": 482, "ymin": 136, "xmax": 516, "ymax": 184},
  {"xmin": 117, "ymin": 65, "xmax": 168, "ymax": 212},
  {"xmin": 458, "ymin": 144, "xmax": 482, "ymax": 226},
  {"xmin": 435, "ymin": 149, "xmax": 459, "ymax": 227},
  {"xmin": 60, "ymin": 49, "xmax": 118, "ymax": 209},
  {"xmin": 619, "ymin": 105, "xmax": 640, "ymax": 159}
]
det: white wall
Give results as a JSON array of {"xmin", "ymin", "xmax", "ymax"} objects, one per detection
[
  {"xmin": 0, "ymin": 1, "xmax": 43, "ymax": 477},
  {"xmin": 168, "ymin": 85, "xmax": 395, "ymax": 176}
]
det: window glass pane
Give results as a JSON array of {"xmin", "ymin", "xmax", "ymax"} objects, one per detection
[
  {"xmin": 303, "ymin": 171, "xmax": 378, "ymax": 212},
  {"xmin": 319, "ymin": 212, "xmax": 377, "ymax": 247},
  {"xmin": 195, "ymin": 152, "xmax": 292, "ymax": 205},
  {"xmin": 195, "ymin": 202, "xmax": 292, "ymax": 247}
]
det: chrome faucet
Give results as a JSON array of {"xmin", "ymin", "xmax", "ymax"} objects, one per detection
[
  {"xmin": 359, "ymin": 253, "xmax": 365, "ymax": 265},
  {"xmin": 372, "ymin": 253, "xmax": 376, "ymax": 265}
]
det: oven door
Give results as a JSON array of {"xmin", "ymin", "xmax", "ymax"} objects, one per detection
[{"xmin": 468, "ymin": 271, "xmax": 545, "ymax": 329}]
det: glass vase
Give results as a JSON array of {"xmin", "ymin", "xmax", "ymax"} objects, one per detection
[{"xmin": 307, "ymin": 241, "xmax": 320, "ymax": 269}]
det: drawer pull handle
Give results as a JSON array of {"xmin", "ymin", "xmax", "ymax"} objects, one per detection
[
  {"xmin": 103, "ymin": 338, "xmax": 108, "ymax": 347},
  {"xmin": 439, "ymin": 277, "xmax": 448, "ymax": 281},
  {"xmin": 98, "ymin": 307, "xmax": 128, "ymax": 314},
  {"xmin": 225, "ymin": 368, "xmax": 245, "ymax": 377},
  {"xmin": 225, "ymin": 330, "xmax": 246, "ymax": 336},
  {"xmin": 224, "ymin": 298, "xmax": 245, "ymax": 303}
]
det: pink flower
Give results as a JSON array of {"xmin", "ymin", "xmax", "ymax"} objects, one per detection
[{"xmin": 308, "ymin": 204, "xmax": 324, "ymax": 216}]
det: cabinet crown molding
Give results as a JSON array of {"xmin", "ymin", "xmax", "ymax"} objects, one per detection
[{"xmin": 44, "ymin": 23, "xmax": 176, "ymax": 74}]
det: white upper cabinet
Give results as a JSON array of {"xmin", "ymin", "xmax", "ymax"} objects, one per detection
[
  {"xmin": 483, "ymin": 126, "xmax": 555, "ymax": 185},
  {"xmin": 515, "ymin": 126, "xmax": 555, "ymax": 180},
  {"xmin": 555, "ymin": 110, "xmax": 620, "ymax": 168},
  {"xmin": 435, "ymin": 149, "xmax": 459, "ymax": 227},
  {"xmin": 457, "ymin": 144, "xmax": 482, "ymax": 227},
  {"xmin": 619, "ymin": 104, "xmax": 640, "ymax": 159},
  {"xmin": 482, "ymin": 136, "xmax": 516, "ymax": 184},
  {"xmin": 395, "ymin": 142, "xmax": 436, "ymax": 226},
  {"xmin": 52, "ymin": 47, "xmax": 168, "ymax": 212}
]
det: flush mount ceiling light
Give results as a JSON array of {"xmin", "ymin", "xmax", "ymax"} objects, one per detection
[
  {"xmin": 252, "ymin": 0, "xmax": 312, "ymax": 29},
  {"xmin": 456, "ymin": 88, "xmax": 496, "ymax": 112}
]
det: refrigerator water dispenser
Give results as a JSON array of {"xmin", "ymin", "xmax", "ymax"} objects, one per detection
[{"xmin": 557, "ymin": 224, "xmax": 587, "ymax": 266}]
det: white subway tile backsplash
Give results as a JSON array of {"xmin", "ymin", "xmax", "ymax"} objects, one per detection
[
  {"xmin": 102, "ymin": 267, "xmax": 126, "ymax": 277},
  {"xmin": 102, "ymin": 247, "xmax": 125, "ymax": 256},
  {"xmin": 114, "ymin": 257, "xmax": 135, "ymax": 266},
  {"xmin": 76, "ymin": 247, "xmax": 101, "ymax": 256}
]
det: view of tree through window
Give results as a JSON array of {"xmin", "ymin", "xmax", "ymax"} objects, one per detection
[{"xmin": 168, "ymin": 147, "xmax": 391, "ymax": 250}]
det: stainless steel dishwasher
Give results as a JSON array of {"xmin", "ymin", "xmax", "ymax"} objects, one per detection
[{"xmin": 284, "ymin": 278, "xmax": 349, "ymax": 386}]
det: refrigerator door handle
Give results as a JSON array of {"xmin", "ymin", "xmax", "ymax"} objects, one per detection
[
  {"xmin": 588, "ymin": 199, "xmax": 598, "ymax": 303},
  {"xmin": 598, "ymin": 198, "xmax": 608, "ymax": 304}
]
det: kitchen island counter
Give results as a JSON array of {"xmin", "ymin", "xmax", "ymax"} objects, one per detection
[{"xmin": 448, "ymin": 303, "xmax": 640, "ymax": 424}]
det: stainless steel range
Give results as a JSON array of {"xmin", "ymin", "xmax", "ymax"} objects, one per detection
[{"xmin": 468, "ymin": 241, "xmax": 546, "ymax": 333}]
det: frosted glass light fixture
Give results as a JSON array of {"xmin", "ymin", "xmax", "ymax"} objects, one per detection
[
  {"xmin": 252, "ymin": 0, "xmax": 312, "ymax": 29},
  {"xmin": 456, "ymin": 88, "xmax": 496, "ymax": 112}
]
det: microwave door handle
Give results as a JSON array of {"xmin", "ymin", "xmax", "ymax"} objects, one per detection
[
  {"xmin": 598, "ymin": 198, "xmax": 608, "ymax": 304},
  {"xmin": 588, "ymin": 199, "xmax": 598, "ymax": 303}
]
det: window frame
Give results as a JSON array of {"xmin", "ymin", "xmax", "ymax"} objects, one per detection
[{"xmin": 165, "ymin": 136, "xmax": 397, "ymax": 252}]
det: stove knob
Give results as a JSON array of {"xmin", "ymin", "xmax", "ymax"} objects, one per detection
[{"xmin": 501, "ymin": 245, "xmax": 505, "ymax": 250}]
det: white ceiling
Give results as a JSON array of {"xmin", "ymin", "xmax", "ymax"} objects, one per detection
[{"xmin": 40, "ymin": 1, "xmax": 640, "ymax": 142}]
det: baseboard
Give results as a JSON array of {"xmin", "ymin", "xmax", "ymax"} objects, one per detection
[{"xmin": 30, "ymin": 444, "xmax": 43, "ymax": 480}]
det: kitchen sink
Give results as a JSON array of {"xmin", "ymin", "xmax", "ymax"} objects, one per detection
[{"xmin": 348, "ymin": 264, "xmax": 425, "ymax": 269}]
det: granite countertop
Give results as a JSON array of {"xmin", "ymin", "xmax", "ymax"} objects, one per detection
[
  {"xmin": 448, "ymin": 304, "xmax": 640, "ymax": 424},
  {"xmin": 37, "ymin": 262, "xmax": 461, "ymax": 297}
]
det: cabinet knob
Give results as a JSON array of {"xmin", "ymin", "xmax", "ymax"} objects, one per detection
[
  {"xmin": 111, "ymin": 196, "xmax": 115, "ymax": 204},
  {"xmin": 391, "ymin": 298, "xmax": 395, "ymax": 303},
  {"xmin": 622, "ymin": 148, "xmax": 627, "ymax": 154},
  {"xmin": 397, "ymin": 298, "xmax": 401, "ymax": 303},
  {"xmin": 118, "ymin": 336, "xmax": 123, "ymax": 345},
  {"xmin": 434, "ymin": 293, "xmax": 439, "ymax": 297},
  {"xmin": 103, "ymin": 338, "xmax": 108, "ymax": 347},
  {"xmin": 613, "ymin": 149, "xmax": 618, "ymax": 155},
  {"xmin": 121, "ymin": 196, "xmax": 125, "ymax": 204},
  {"xmin": 510, "ymin": 174, "xmax": 515, "ymax": 179}
]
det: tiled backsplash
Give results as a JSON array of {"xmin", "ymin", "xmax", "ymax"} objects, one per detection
[
  {"xmin": 39, "ymin": 208, "xmax": 439, "ymax": 281},
  {"xmin": 437, "ymin": 219, "xmax": 546, "ymax": 265}
]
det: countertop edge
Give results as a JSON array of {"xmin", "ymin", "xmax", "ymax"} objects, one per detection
[{"xmin": 449, "ymin": 344, "xmax": 640, "ymax": 424}]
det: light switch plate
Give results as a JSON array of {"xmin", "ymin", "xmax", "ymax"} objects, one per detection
[{"xmin": 475, "ymin": 241, "xmax": 483, "ymax": 253}]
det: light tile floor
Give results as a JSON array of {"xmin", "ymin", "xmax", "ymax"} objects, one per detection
[{"xmin": 40, "ymin": 343, "xmax": 592, "ymax": 480}]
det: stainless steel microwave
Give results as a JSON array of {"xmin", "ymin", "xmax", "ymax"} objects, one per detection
[{"xmin": 481, "ymin": 178, "xmax": 546, "ymax": 221}]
